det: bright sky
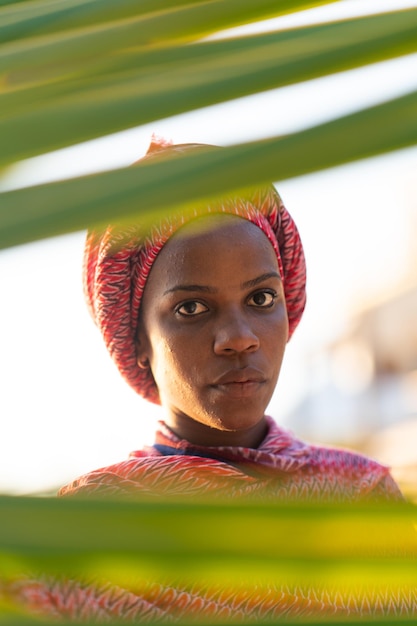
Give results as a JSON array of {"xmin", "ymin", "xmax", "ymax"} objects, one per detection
[{"xmin": 1, "ymin": 0, "xmax": 417, "ymax": 494}]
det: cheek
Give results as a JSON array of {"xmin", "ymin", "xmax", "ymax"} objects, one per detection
[
  {"xmin": 263, "ymin": 308, "xmax": 289, "ymax": 369},
  {"xmin": 148, "ymin": 333, "xmax": 198, "ymax": 390},
  {"xmin": 261, "ymin": 303, "xmax": 288, "ymax": 341},
  {"xmin": 148, "ymin": 335, "xmax": 174, "ymax": 378},
  {"xmin": 275, "ymin": 301, "xmax": 289, "ymax": 341}
]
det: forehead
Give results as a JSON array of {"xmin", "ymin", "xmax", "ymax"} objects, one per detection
[{"xmin": 145, "ymin": 215, "xmax": 280, "ymax": 291}]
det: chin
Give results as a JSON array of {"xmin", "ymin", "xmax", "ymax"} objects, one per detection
[{"xmin": 210, "ymin": 412, "xmax": 266, "ymax": 433}]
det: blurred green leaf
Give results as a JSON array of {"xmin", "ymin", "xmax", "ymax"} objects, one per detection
[
  {"xmin": 0, "ymin": 0, "xmax": 335, "ymax": 45},
  {"xmin": 0, "ymin": 0, "xmax": 205, "ymax": 44},
  {"xmin": 0, "ymin": 0, "xmax": 28, "ymax": 7},
  {"xmin": 0, "ymin": 618, "xmax": 416, "ymax": 626},
  {"xmin": 1, "ymin": 496, "xmax": 416, "ymax": 588},
  {"xmin": 0, "ymin": 0, "xmax": 335, "ymax": 78},
  {"xmin": 1, "ymin": 87, "xmax": 416, "ymax": 249},
  {"xmin": 2, "ymin": 495, "xmax": 416, "ymax": 558},
  {"xmin": 1, "ymin": 8, "xmax": 417, "ymax": 166}
]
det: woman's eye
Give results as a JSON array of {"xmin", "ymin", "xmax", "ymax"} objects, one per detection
[
  {"xmin": 176, "ymin": 301, "xmax": 208, "ymax": 317},
  {"xmin": 248, "ymin": 290, "xmax": 277, "ymax": 308}
]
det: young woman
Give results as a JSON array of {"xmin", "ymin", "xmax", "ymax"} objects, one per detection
[
  {"xmin": 62, "ymin": 138, "xmax": 401, "ymax": 502},
  {"xmin": 11, "ymin": 138, "xmax": 408, "ymax": 622}
]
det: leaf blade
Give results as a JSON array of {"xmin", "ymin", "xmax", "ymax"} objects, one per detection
[
  {"xmin": 1, "ymin": 8, "xmax": 417, "ymax": 166},
  {"xmin": 1, "ymin": 87, "xmax": 416, "ymax": 249}
]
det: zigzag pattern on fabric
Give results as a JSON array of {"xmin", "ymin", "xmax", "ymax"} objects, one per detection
[
  {"xmin": 10, "ymin": 572, "xmax": 417, "ymax": 621},
  {"xmin": 59, "ymin": 418, "xmax": 401, "ymax": 502},
  {"xmin": 7, "ymin": 419, "xmax": 411, "ymax": 622}
]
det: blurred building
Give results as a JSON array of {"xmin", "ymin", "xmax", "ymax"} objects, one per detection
[
  {"xmin": 288, "ymin": 282, "xmax": 417, "ymax": 500},
  {"xmin": 289, "ymin": 282, "xmax": 417, "ymax": 436}
]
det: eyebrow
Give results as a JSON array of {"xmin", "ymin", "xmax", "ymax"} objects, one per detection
[
  {"xmin": 163, "ymin": 272, "xmax": 281, "ymax": 296},
  {"xmin": 163, "ymin": 284, "xmax": 216, "ymax": 296},
  {"xmin": 242, "ymin": 272, "xmax": 281, "ymax": 289}
]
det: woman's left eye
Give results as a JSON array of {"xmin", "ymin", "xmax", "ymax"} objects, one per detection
[{"xmin": 248, "ymin": 290, "xmax": 277, "ymax": 308}]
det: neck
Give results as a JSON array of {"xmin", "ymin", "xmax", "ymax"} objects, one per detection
[{"xmin": 163, "ymin": 413, "xmax": 268, "ymax": 448}]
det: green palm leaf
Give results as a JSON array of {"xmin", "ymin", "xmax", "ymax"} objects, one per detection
[
  {"xmin": 0, "ymin": 0, "xmax": 335, "ymax": 79},
  {"xmin": 1, "ymin": 86, "xmax": 416, "ymax": 249},
  {"xmin": 1, "ymin": 495, "xmax": 416, "ymax": 580},
  {"xmin": 1, "ymin": 496, "xmax": 416, "ymax": 623},
  {"xmin": 1, "ymin": 0, "xmax": 336, "ymax": 45},
  {"xmin": 1, "ymin": 8, "xmax": 417, "ymax": 167}
]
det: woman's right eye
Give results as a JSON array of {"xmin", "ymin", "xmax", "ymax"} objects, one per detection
[{"xmin": 176, "ymin": 301, "xmax": 208, "ymax": 317}]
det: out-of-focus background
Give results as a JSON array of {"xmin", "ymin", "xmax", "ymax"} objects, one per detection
[{"xmin": 1, "ymin": 0, "xmax": 417, "ymax": 500}]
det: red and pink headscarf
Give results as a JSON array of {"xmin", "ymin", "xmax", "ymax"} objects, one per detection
[{"xmin": 83, "ymin": 138, "xmax": 307, "ymax": 404}]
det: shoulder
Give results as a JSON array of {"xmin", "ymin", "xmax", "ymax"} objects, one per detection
[
  {"xmin": 264, "ymin": 419, "xmax": 402, "ymax": 501},
  {"xmin": 58, "ymin": 453, "xmax": 254, "ymax": 498},
  {"xmin": 300, "ymin": 441, "xmax": 403, "ymax": 501}
]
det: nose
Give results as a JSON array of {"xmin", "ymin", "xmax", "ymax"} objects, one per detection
[{"xmin": 213, "ymin": 309, "xmax": 260, "ymax": 355}]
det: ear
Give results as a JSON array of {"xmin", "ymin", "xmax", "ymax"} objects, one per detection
[{"xmin": 135, "ymin": 326, "xmax": 150, "ymax": 370}]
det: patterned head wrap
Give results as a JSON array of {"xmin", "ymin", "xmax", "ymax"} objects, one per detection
[{"xmin": 83, "ymin": 138, "xmax": 306, "ymax": 404}]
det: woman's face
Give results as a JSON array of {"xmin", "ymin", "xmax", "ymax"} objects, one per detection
[{"xmin": 137, "ymin": 215, "xmax": 288, "ymax": 447}]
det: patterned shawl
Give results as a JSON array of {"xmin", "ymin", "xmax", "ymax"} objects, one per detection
[
  {"xmin": 59, "ymin": 417, "xmax": 401, "ymax": 502},
  {"xmin": 8, "ymin": 419, "xmax": 413, "ymax": 623}
]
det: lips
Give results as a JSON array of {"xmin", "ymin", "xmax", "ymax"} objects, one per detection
[{"xmin": 212, "ymin": 367, "xmax": 266, "ymax": 386}]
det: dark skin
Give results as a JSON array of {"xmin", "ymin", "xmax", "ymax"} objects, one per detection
[{"xmin": 136, "ymin": 215, "xmax": 288, "ymax": 448}]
